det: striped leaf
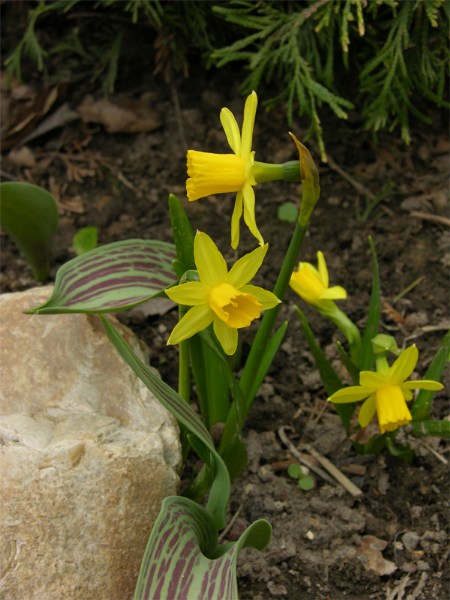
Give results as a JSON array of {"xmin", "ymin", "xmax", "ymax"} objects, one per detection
[
  {"xmin": 29, "ymin": 239, "xmax": 177, "ymax": 314},
  {"xmin": 100, "ymin": 315, "xmax": 230, "ymax": 530},
  {"xmin": 134, "ymin": 496, "xmax": 271, "ymax": 600}
]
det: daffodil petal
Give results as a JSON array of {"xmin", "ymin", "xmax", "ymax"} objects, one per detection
[
  {"xmin": 328, "ymin": 386, "xmax": 373, "ymax": 403},
  {"xmin": 220, "ymin": 107, "xmax": 241, "ymax": 154},
  {"xmin": 194, "ymin": 231, "xmax": 228, "ymax": 287},
  {"xmin": 241, "ymin": 284, "xmax": 280, "ymax": 310},
  {"xmin": 165, "ymin": 281, "xmax": 209, "ymax": 306},
  {"xmin": 358, "ymin": 394, "xmax": 377, "ymax": 428},
  {"xmin": 403, "ymin": 388, "xmax": 414, "ymax": 401},
  {"xmin": 388, "ymin": 345, "xmax": 419, "ymax": 383},
  {"xmin": 242, "ymin": 182, "xmax": 264, "ymax": 246},
  {"xmin": 321, "ymin": 285, "xmax": 347, "ymax": 300},
  {"xmin": 402, "ymin": 380, "xmax": 444, "ymax": 391},
  {"xmin": 213, "ymin": 318, "xmax": 238, "ymax": 355},
  {"xmin": 227, "ymin": 244, "xmax": 268, "ymax": 287},
  {"xmin": 317, "ymin": 251, "xmax": 329, "ymax": 288},
  {"xmin": 241, "ymin": 91, "xmax": 257, "ymax": 157},
  {"xmin": 167, "ymin": 304, "xmax": 213, "ymax": 346},
  {"xmin": 231, "ymin": 191, "xmax": 243, "ymax": 250},
  {"xmin": 360, "ymin": 371, "xmax": 388, "ymax": 388}
]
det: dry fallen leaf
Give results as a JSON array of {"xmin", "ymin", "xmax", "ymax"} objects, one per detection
[
  {"xmin": 358, "ymin": 535, "xmax": 397, "ymax": 576},
  {"xmin": 1, "ymin": 84, "xmax": 61, "ymax": 150},
  {"xmin": 7, "ymin": 146, "xmax": 36, "ymax": 168},
  {"xmin": 77, "ymin": 94, "xmax": 161, "ymax": 133}
]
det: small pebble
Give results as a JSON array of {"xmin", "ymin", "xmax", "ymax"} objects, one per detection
[{"xmin": 402, "ymin": 531, "xmax": 420, "ymax": 551}]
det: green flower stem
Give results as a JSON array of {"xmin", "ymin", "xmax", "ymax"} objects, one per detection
[
  {"xmin": 375, "ymin": 353, "xmax": 389, "ymax": 374},
  {"xmin": 177, "ymin": 305, "xmax": 192, "ymax": 460},
  {"xmin": 252, "ymin": 161, "xmax": 301, "ymax": 184},
  {"xmin": 219, "ymin": 219, "xmax": 309, "ymax": 457},
  {"xmin": 177, "ymin": 304, "xmax": 191, "ymax": 403},
  {"xmin": 320, "ymin": 305, "xmax": 362, "ymax": 365},
  {"xmin": 243, "ymin": 220, "xmax": 308, "ymax": 406}
]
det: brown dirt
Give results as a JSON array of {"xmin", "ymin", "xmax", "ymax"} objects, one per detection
[{"xmin": 1, "ymin": 62, "xmax": 449, "ymax": 600}]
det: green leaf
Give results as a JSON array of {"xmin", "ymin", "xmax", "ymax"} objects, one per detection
[
  {"xmin": 295, "ymin": 307, "xmax": 355, "ymax": 429},
  {"xmin": 0, "ymin": 182, "xmax": 58, "ymax": 282},
  {"xmin": 100, "ymin": 315, "xmax": 230, "ymax": 530},
  {"xmin": 287, "ymin": 463, "xmax": 302, "ymax": 479},
  {"xmin": 336, "ymin": 341, "xmax": 360, "ymax": 384},
  {"xmin": 385, "ymin": 435, "xmax": 415, "ymax": 462},
  {"xmin": 134, "ymin": 496, "xmax": 271, "ymax": 600},
  {"xmin": 219, "ymin": 436, "xmax": 248, "ymax": 485},
  {"xmin": 361, "ymin": 237, "xmax": 381, "ymax": 370},
  {"xmin": 411, "ymin": 330, "xmax": 449, "ymax": 421},
  {"xmin": 277, "ymin": 202, "xmax": 298, "ymax": 223},
  {"xmin": 169, "ymin": 193, "xmax": 195, "ymax": 277},
  {"xmin": 28, "ymin": 239, "xmax": 177, "ymax": 314},
  {"xmin": 72, "ymin": 226, "xmax": 98, "ymax": 256},
  {"xmin": 298, "ymin": 476, "xmax": 314, "ymax": 491},
  {"xmin": 409, "ymin": 419, "xmax": 450, "ymax": 439},
  {"xmin": 246, "ymin": 321, "xmax": 288, "ymax": 405},
  {"xmin": 189, "ymin": 331, "xmax": 232, "ymax": 429}
]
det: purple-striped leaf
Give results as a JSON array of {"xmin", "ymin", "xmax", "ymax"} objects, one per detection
[
  {"xmin": 100, "ymin": 315, "xmax": 230, "ymax": 530},
  {"xmin": 28, "ymin": 239, "xmax": 177, "ymax": 314},
  {"xmin": 135, "ymin": 496, "xmax": 271, "ymax": 600}
]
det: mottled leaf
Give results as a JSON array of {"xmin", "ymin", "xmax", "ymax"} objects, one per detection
[
  {"xmin": 29, "ymin": 239, "xmax": 177, "ymax": 314},
  {"xmin": 134, "ymin": 496, "xmax": 271, "ymax": 600},
  {"xmin": 100, "ymin": 315, "xmax": 230, "ymax": 529}
]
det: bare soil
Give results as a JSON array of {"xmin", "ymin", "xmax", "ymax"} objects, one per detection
[{"xmin": 1, "ymin": 60, "xmax": 449, "ymax": 600}]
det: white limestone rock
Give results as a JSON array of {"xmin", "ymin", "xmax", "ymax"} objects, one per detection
[{"xmin": 0, "ymin": 286, "xmax": 181, "ymax": 600}]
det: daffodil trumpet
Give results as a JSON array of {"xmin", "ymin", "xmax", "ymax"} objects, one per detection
[{"xmin": 328, "ymin": 345, "xmax": 444, "ymax": 434}]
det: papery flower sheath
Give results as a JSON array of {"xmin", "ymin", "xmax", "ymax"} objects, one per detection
[
  {"xmin": 289, "ymin": 251, "xmax": 347, "ymax": 308},
  {"xmin": 186, "ymin": 91, "xmax": 263, "ymax": 249},
  {"xmin": 328, "ymin": 345, "xmax": 443, "ymax": 433},
  {"xmin": 165, "ymin": 231, "xmax": 280, "ymax": 355}
]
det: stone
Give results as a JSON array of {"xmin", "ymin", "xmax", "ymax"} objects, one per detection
[{"xmin": 0, "ymin": 286, "xmax": 181, "ymax": 600}]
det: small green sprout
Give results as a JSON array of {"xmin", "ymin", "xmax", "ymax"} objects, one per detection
[
  {"xmin": 72, "ymin": 226, "xmax": 98, "ymax": 256},
  {"xmin": 287, "ymin": 463, "xmax": 315, "ymax": 492},
  {"xmin": 277, "ymin": 202, "xmax": 298, "ymax": 223}
]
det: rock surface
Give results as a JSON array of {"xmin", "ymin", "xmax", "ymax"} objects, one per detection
[{"xmin": 0, "ymin": 286, "xmax": 181, "ymax": 600}]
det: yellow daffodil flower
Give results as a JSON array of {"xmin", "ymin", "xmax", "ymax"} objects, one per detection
[
  {"xmin": 166, "ymin": 231, "xmax": 280, "ymax": 355},
  {"xmin": 290, "ymin": 251, "xmax": 347, "ymax": 307},
  {"xmin": 186, "ymin": 91, "xmax": 263, "ymax": 250},
  {"xmin": 328, "ymin": 345, "xmax": 444, "ymax": 433}
]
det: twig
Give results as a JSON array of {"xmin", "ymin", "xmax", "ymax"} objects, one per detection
[
  {"xmin": 386, "ymin": 574, "xmax": 410, "ymax": 600},
  {"xmin": 406, "ymin": 572, "xmax": 427, "ymax": 600},
  {"xmin": 326, "ymin": 153, "xmax": 377, "ymax": 202},
  {"xmin": 278, "ymin": 426, "xmax": 335, "ymax": 484},
  {"xmin": 393, "ymin": 276, "xmax": 426, "ymax": 303},
  {"xmin": 404, "ymin": 322, "xmax": 450, "ymax": 343},
  {"xmin": 300, "ymin": 443, "xmax": 363, "ymax": 498},
  {"xmin": 409, "ymin": 210, "xmax": 450, "ymax": 227},
  {"xmin": 0, "ymin": 169, "xmax": 17, "ymax": 181},
  {"xmin": 218, "ymin": 503, "xmax": 243, "ymax": 541},
  {"xmin": 418, "ymin": 440, "xmax": 448, "ymax": 465}
]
